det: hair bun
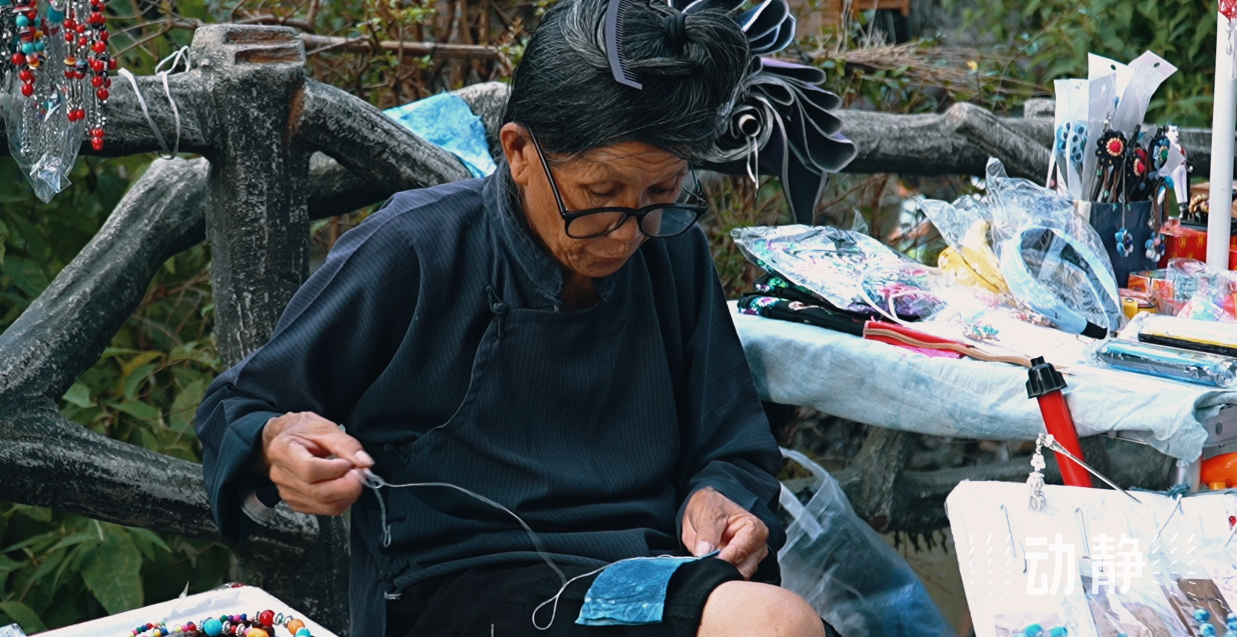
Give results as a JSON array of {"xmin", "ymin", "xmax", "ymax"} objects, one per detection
[{"xmin": 662, "ymin": 12, "xmax": 689, "ymax": 51}]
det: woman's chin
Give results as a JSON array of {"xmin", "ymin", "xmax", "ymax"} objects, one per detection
[{"xmin": 582, "ymin": 255, "xmax": 631, "ymax": 277}]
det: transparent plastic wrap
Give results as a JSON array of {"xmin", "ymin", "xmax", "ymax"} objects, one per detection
[
  {"xmin": 1163, "ymin": 259, "xmax": 1237, "ymax": 323},
  {"xmin": 918, "ymin": 159, "xmax": 1121, "ymax": 335},
  {"xmin": 1079, "ymin": 560, "xmax": 1192, "ymax": 637},
  {"xmin": 1125, "ymin": 313, "xmax": 1237, "ymax": 357},
  {"xmin": 1090, "ymin": 339, "xmax": 1237, "ymax": 388},
  {"xmin": 982, "ymin": 159, "xmax": 1122, "ymax": 335},
  {"xmin": 730, "ymin": 225, "xmax": 920, "ymax": 316},
  {"xmin": 4, "ymin": 25, "xmax": 86, "ymax": 203},
  {"xmin": 777, "ymin": 448, "xmax": 953, "ymax": 637}
]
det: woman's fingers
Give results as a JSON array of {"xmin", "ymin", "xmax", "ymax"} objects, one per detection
[{"xmin": 262, "ymin": 411, "xmax": 373, "ymax": 516}]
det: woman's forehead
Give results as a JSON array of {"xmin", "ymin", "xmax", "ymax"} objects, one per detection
[{"xmin": 568, "ymin": 141, "xmax": 688, "ymax": 179}]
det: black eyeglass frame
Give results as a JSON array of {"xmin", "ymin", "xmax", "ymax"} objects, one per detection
[{"xmin": 524, "ymin": 127, "xmax": 708, "ymax": 240}]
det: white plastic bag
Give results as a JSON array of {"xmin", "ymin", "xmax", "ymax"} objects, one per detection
[{"xmin": 777, "ymin": 448, "xmax": 954, "ymax": 637}]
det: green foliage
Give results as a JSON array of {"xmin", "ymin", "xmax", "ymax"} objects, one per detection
[
  {"xmin": 942, "ymin": 0, "xmax": 1217, "ymax": 126},
  {"xmin": 1, "ymin": 155, "xmax": 231, "ymax": 631}
]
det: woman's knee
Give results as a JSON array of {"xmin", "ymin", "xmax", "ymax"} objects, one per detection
[{"xmin": 698, "ymin": 581, "xmax": 825, "ymax": 637}]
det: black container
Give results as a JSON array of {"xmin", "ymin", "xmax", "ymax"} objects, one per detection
[{"xmin": 1086, "ymin": 201, "xmax": 1157, "ymax": 287}]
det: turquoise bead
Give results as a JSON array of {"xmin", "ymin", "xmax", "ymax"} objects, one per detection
[
  {"xmin": 15, "ymin": 14, "xmax": 29, "ymax": 26},
  {"xmin": 47, "ymin": 7, "xmax": 64, "ymax": 21},
  {"xmin": 1024, "ymin": 625, "xmax": 1044, "ymax": 637},
  {"xmin": 33, "ymin": 41, "xmax": 44, "ymax": 52},
  {"xmin": 295, "ymin": 629, "xmax": 310, "ymax": 637},
  {"xmin": 1050, "ymin": 628, "xmax": 1068, "ymax": 637},
  {"xmin": 1196, "ymin": 609, "xmax": 1212, "ymax": 622},
  {"xmin": 202, "ymin": 618, "xmax": 223, "ymax": 637},
  {"xmin": 1201, "ymin": 623, "xmax": 1216, "ymax": 637},
  {"xmin": 20, "ymin": 42, "xmax": 34, "ymax": 54}
]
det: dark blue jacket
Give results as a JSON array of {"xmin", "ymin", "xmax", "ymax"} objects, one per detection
[{"xmin": 195, "ymin": 169, "xmax": 784, "ymax": 636}]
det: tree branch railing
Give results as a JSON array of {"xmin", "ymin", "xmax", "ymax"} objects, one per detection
[{"xmin": 0, "ymin": 23, "xmax": 1209, "ymax": 631}]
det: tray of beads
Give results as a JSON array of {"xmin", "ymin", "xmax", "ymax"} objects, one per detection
[{"xmin": 37, "ymin": 584, "xmax": 336, "ymax": 637}]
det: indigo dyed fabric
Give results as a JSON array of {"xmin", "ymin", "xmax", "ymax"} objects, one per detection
[
  {"xmin": 576, "ymin": 554, "xmax": 717, "ymax": 626},
  {"xmin": 384, "ymin": 92, "xmax": 496, "ymax": 178}
]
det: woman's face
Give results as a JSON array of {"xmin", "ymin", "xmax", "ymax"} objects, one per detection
[{"xmin": 501, "ymin": 123, "xmax": 689, "ymax": 279}]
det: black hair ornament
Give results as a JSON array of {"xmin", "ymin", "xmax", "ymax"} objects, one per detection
[
  {"xmin": 681, "ymin": 0, "xmax": 855, "ymax": 224},
  {"xmin": 603, "ymin": 0, "xmax": 855, "ymax": 224}
]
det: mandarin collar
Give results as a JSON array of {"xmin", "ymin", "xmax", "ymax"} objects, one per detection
[{"xmin": 483, "ymin": 168, "xmax": 617, "ymax": 307}]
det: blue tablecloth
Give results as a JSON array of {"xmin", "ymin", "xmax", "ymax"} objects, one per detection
[{"xmin": 729, "ymin": 303, "xmax": 1231, "ymax": 462}]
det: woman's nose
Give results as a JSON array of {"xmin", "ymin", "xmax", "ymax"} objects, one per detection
[{"xmin": 610, "ymin": 216, "xmax": 644, "ymax": 242}]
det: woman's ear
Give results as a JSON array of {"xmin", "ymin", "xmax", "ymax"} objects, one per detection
[{"xmin": 500, "ymin": 123, "xmax": 532, "ymax": 188}]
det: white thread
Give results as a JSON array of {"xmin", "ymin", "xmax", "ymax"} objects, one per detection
[
  {"xmin": 118, "ymin": 46, "xmax": 189, "ymax": 160},
  {"xmin": 360, "ymin": 469, "xmax": 709, "ymax": 631},
  {"xmin": 530, "ymin": 564, "xmax": 609, "ymax": 631}
]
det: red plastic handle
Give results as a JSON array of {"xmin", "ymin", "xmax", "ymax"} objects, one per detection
[{"xmin": 1035, "ymin": 392, "xmax": 1093, "ymax": 488}]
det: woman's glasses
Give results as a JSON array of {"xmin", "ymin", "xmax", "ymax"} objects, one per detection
[{"xmin": 526, "ymin": 128, "xmax": 707, "ymax": 240}]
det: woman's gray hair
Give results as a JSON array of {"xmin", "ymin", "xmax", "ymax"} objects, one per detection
[{"xmin": 502, "ymin": 0, "xmax": 750, "ymax": 160}]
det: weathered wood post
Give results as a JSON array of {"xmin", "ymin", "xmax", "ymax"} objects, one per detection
[{"xmin": 188, "ymin": 24, "xmax": 350, "ymax": 630}]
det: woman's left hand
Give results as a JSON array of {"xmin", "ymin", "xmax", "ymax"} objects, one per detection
[{"xmin": 681, "ymin": 487, "xmax": 769, "ymax": 579}]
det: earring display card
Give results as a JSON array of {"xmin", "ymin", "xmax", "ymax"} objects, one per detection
[{"xmin": 947, "ymin": 482, "xmax": 1237, "ymax": 637}]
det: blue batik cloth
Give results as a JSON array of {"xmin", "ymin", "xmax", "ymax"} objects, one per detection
[
  {"xmin": 383, "ymin": 92, "xmax": 497, "ymax": 178},
  {"xmin": 576, "ymin": 553, "xmax": 716, "ymax": 626}
]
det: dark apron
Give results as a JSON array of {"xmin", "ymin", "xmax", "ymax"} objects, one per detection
[{"xmin": 371, "ymin": 257, "xmax": 686, "ymax": 600}]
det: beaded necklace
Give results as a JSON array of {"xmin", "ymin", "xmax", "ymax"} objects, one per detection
[
  {"xmin": 123, "ymin": 609, "xmax": 312, "ymax": 637},
  {"xmin": 2, "ymin": 0, "xmax": 112, "ymax": 200}
]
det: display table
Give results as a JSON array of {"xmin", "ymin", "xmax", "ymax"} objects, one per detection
[
  {"xmin": 39, "ymin": 586, "xmax": 336, "ymax": 637},
  {"xmin": 730, "ymin": 303, "xmax": 1236, "ymax": 463}
]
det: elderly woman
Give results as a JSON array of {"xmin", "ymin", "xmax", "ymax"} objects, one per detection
[{"xmin": 196, "ymin": 0, "xmax": 830, "ymax": 634}]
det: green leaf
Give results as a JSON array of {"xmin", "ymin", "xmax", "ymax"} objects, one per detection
[
  {"xmin": 121, "ymin": 351, "xmax": 163, "ymax": 380},
  {"xmin": 79, "ymin": 527, "xmax": 144, "ymax": 614},
  {"xmin": 29, "ymin": 547, "xmax": 66, "ymax": 582},
  {"xmin": 1, "ymin": 256, "xmax": 50, "ymax": 298},
  {"xmin": 126, "ymin": 528, "xmax": 172, "ymax": 560},
  {"xmin": 63, "ymin": 381, "xmax": 93, "ymax": 408},
  {"xmin": 123, "ymin": 363, "xmax": 158, "ymax": 400},
  {"xmin": 0, "ymin": 601, "xmax": 47, "ymax": 633},
  {"xmin": 110, "ymin": 399, "xmax": 160, "ymax": 422},
  {"xmin": 169, "ymin": 379, "xmax": 207, "ymax": 433},
  {"xmin": 101, "ymin": 347, "xmax": 141, "ymax": 360}
]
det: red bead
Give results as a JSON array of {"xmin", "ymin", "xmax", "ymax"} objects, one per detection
[
  {"xmin": 100, "ymin": 31, "xmax": 108, "ymax": 41},
  {"xmin": 104, "ymin": 77, "xmax": 111, "ymax": 87},
  {"xmin": 75, "ymin": 23, "xmax": 85, "ymax": 33},
  {"xmin": 19, "ymin": 69, "xmax": 32, "ymax": 82},
  {"xmin": 107, "ymin": 58, "xmax": 117, "ymax": 70},
  {"xmin": 78, "ymin": 36, "xmax": 87, "ymax": 46},
  {"xmin": 91, "ymin": 75, "xmax": 102, "ymax": 87},
  {"xmin": 88, "ymin": 11, "xmax": 104, "ymax": 24},
  {"xmin": 11, "ymin": 53, "xmax": 25, "ymax": 65},
  {"xmin": 64, "ymin": 18, "xmax": 76, "ymax": 29},
  {"xmin": 95, "ymin": 88, "xmax": 108, "ymax": 100},
  {"xmin": 89, "ymin": 58, "xmax": 104, "ymax": 72},
  {"xmin": 20, "ymin": 83, "xmax": 34, "ymax": 97},
  {"xmin": 258, "ymin": 611, "xmax": 275, "ymax": 627},
  {"xmin": 90, "ymin": 127, "xmax": 103, "ymax": 137},
  {"xmin": 91, "ymin": 40, "xmax": 106, "ymax": 53},
  {"xmin": 65, "ymin": 70, "xmax": 75, "ymax": 79}
]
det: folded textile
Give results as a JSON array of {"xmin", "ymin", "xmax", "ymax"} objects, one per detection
[{"xmin": 384, "ymin": 92, "xmax": 497, "ymax": 178}]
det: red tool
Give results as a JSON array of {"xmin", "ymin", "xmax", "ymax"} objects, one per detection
[{"xmin": 1026, "ymin": 356, "xmax": 1092, "ymax": 488}]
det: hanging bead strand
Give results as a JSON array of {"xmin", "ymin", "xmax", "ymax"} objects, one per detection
[{"xmin": 85, "ymin": 0, "xmax": 109, "ymax": 150}]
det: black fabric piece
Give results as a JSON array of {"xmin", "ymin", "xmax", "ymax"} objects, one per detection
[
  {"xmin": 663, "ymin": 12, "xmax": 689, "ymax": 50},
  {"xmin": 1081, "ymin": 322, "xmax": 1111, "ymax": 340},
  {"xmin": 195, "ymin": 168, "xmax": 785, "ymax": 637},
  {"xmin": 387, "ymin": 558, "xmax": 743, "ymax": 637},
  {"xmin": 738, "ymin": 295, "xmax": 865, "ymax": 336}
]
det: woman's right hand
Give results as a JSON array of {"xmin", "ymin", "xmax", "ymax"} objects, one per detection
[{"xmin": 260, "ymin": 411, "xmax": 374, "ymax": 516}]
